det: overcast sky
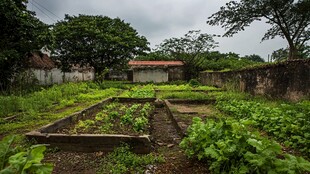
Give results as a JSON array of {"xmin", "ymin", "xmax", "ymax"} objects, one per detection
[{"xmin": 27, "ymin": 0, "xmax": 288, "ymax": 60}]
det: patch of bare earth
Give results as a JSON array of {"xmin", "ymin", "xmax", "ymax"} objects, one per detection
[{"xmin": 151, "ymin": 107, "xmax": 210, "ymax": 174}]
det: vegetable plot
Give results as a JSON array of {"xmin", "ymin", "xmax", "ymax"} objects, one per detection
[
  {"xmin": 59, "ymin": 102, "xmax": 155, "ymax": 135},
  {"xmin": 180, "ymin": 117, "xmax": 310, "ymax": 174},
  {"xmin": 216, "ymin": 98, "xmax": 310, "ymax": 156}
]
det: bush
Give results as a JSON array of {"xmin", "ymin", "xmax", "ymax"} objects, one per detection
[
  {"xmin": 188, "ymin": 79, "xmax": 200, "ymax": 87},
  {"xmin": 180, "ymin": 117, "xmax": 310, "ymax": 174}
]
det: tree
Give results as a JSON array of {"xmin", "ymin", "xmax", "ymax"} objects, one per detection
[
  {"xmin": 52, "ymin": 15, "xmax": 149, "ymax": 76},
  {"xmin": 156, "ymin": 30, "xmax": 218, "ymax": 80},
  {"xmin": 272, "ymin": 44, "xmax": 309, "ymax": 61},
  {"xmin": 134, "ymin": 51, "xmax": 172, "ymax": 61},
  {"xmin": 0, "ymin": 0, "xmax": 52, "ymax": 91},
  {"xmin": 243, "ymin": 54, "xmax": 265, "ymax": 62},
  {"xmin": 207, "ymin": 0, "xmax": 310, "ymax": 60},
  {"xmin": 271, "ymin": 48, "xmax": 289, "ymax": 62}
]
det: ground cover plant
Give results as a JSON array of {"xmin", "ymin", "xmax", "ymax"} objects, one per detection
[
  {"xmin": 155, "ymin": 84, "xmax": 219, "ymax": 91},
  {"xmin": 0, "ymin": 135, "xmax": 53, "ymax": 174},
  {"xmin": 0, "ymin": 81, "xmax": 123, "ymax": 135},
  {"xmin": 157, "ymin": 91, "xmax": 211, "ymax": 100},
  {"xmin": 0, "ymin": 82, "xmax": 120, "ymax": 118},
  {"xmin": 214, "ymin": 92, "xmax": 310, "ymax": 157},
  {"xmin": 98, "ymin": 144, "xmax": 164, "ymax": 174},
  {"xmin": 119, "ymin": 84, "xmax": 155, "ymax": 98},
  {"xmin": 180, "ymin": 117, "xmax": 310, "ymax": 174},
  {"xmin": 61, "ymin": 101, "xmax": 155, "ymax": 135}
]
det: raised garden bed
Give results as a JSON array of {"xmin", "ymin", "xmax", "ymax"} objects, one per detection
[
  {"xmin": 26, "ymin": 97, "xmax": 156, "ymax": 154},
  {"xmin": 164, "ymin": 99, "xmax": 217, "ymax": 136}
]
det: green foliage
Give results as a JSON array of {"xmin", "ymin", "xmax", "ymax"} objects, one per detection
[
  {"xmin": 0, "ymin": 0, "xmax": 52, "ymax": 90},
  {"xmin": 98, "ymin": 145, "xmax": 164, "ymax": 174},
  {"xmin": 52, "ymin": 14, "xmax": 149, "ymax": 73},
  {"xmin": 74, "ymin": 119, "xmax": 95, "ymax": 132},
  {"xmin": 72, "ymin": 102, "xmax": 153, "ymax": 134},
  {"xmin": 133, "ymin": 103, "xmax": 153, "ymax": 132},
  {"xmin": 0, "ymin": 82, "xmax": 119, "ymax": 118},
  {"xmin": 120, "ymin": 104, "xmax": 141, "ymax": 125},
  {"xmin": 243, "ymin": 54, "xmax": 265, "ymax": 62},
  {"xmin": 0, "ymin": 136, "xmax": 53, "ymax": 174},
  {"xmin": 207, "ymin": 0, "xmax": 310, "ymax": 60},
  {"xmin": 134, "ymin": 51, "xmax": 173, "ymax": 61},
  {"xmin": 201, "ymin": 51, "xmax": 262, "ymax": 71},
  {"xmin": 180, "ymin": 117, "xmax": 310, "ymax": 174},
  {"xmin": 188, "ymin": 79, "xmax": 200, "ymax": 87},
  {"xmin": 216, "ymin": 95, "xmax": 310, "ymax": 156},
  {"xmin": 156, "ymin": 30, "xmax": 218, "ymax": 79},
  {"xmin": 96, "ymin": 81, "xmax": 133, "ymax": 90},
  {"xmin": 155, "ymin": 84, "xmax": 219, "ymax": 91},
  {"xmin": 272, "ymin": 45, "xmax": 310, "ymax": 62},
  {"xmin": 157, "ymin": 91, "xmax": 211, "ymax": 100},
  {"xmin": 119, "ymin": 85, "xmax": 155, "ymax": 98}
]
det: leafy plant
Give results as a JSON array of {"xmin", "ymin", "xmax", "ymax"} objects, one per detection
[
  {"xmin": 119, "ymin": 85, "xmax": 155, "ymax": 98},
  {"xmin": 74, "ymin": 119, "xmax": 95, "ymax": 133},
  {"xmin": 180, "ymin": 117, "xmax": 310, "ymax": 174},
  {"xmin": 216, "ymin": 96, "xmax": 310, "ymax": 156},
  {"xmin": 98, "ymin": 144, "xmax": 164, "ymax": 174},
  {"xmin": 133, "ymin": 116, "xmax": 148, "ymax": 132},
  {"xmin": 0, "ymin": 136, "xmax": 53, "ymax": 174},
  {"xmin": 188, "ymin": 79, "xmax": 200, "ymax": 87},
  {"xmin": 157, "ymin": 91, "xmax": 210, "ymax": 100}
]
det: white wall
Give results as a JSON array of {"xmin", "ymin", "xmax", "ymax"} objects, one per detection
[
  {"xmin": 133, "ymin": 69, "xmax": 168, "ymax": 83},
  {"xmin": 32, "ymin": 68, "xmax": 94, "ymax": 85}
]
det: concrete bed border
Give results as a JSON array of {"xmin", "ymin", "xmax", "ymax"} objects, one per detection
[
  {"xmin": 163, "ymin": 99, "xmax": 216, "ymax": 137},
  {"xmin": 154, "ymin": 89, "xmax": 223, "ymax": 93},
  {"xmin": 26, "ymin": 97, "xmax": 156, "ymax": 154}
]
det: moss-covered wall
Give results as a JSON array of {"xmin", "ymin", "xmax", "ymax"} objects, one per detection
[{"xmin": 199, "ymin": 59, "xmax": 310, "ymax": 101}]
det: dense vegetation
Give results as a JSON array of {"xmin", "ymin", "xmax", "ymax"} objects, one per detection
[
  {"xmin": 0, "ymin": 0, "xmax": 52, "ymax": 90},
  {"xmin": 0, "ymin": 81, "xmax": 309, "ymax": 173},
  {"xmin": 52, "ymin": 15, "xmax": 149, "ymax": 74},
  {"xmin": 207, "ymin": 0, "xmax": 310, "ymax": 60},
  {"xmin": 215, "ymin": 93, "xmax": 310, "ymax": 156},
  {"xmin": 180, "ymin": 117, "xmax": 310, "ymax": 173}
]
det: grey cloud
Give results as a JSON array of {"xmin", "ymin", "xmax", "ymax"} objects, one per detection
[{"xmin": 27, "ymin": 0, "xmax": 288, "ymax": 59}]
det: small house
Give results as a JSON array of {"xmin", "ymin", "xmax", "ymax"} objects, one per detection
[
  {"xmin": 128, "ymin": 61, "xmax": 184, "ymax": 83},
  {"xmin": 28, "ymin": 53, "xmax": 95, "ymax": 85}
]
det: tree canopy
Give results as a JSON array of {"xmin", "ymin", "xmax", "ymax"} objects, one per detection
[
  {"xmin": 243, "ymin": 54, "xmax": 265, "ymax": 62},
  {"xmin": 52, "ymin": 15, "xmax": 149, "ymax": 74},
  {"xmin": 207, "ymin": 0, "xmax": 310, "ymax": 60},
  {"xmin": 0, "ymin": 0, "xmax": 51, "ymax": 90},
  {"xmin": 155, "ymin": 30, "xmax": 218, "ymax": 79}
]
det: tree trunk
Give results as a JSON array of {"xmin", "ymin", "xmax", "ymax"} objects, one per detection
[{"xmin": 288, "ymin": 44, "xmax": 299, "ymax": 60}]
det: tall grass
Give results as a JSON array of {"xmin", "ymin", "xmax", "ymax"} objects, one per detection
[{"xmin": 0, "ymin": 82, "xmax": 120, "ymax": 118}]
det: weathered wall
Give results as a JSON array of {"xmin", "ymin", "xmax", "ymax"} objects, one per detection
[
  {"xmin": 133, "ymin": 68, "xmax": 168, "ymax": 83},
  {"xmin": 32, "ymin": 68, "xmax": 95, "ymax": 85},
  {"xmin": 168, "ymin": 66, "xmax": 184, "ymax": 81},
  {"xmin": 199, "ymin": 59, "xmax": 310, "ymax": 101}
]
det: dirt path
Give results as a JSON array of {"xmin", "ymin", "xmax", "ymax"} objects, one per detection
[{"xmin": 151, "ymin": 107, "xmax": 210, "ymax": 174}]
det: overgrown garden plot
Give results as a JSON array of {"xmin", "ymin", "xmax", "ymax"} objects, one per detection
[
  {"xmin": 1, "ymin": 81, "xmax": 310, "ymax": 173},
  {"xmin": 58, "ymin": 101, "xmax": 154, "ymax": 135},
  {"xmin": 26, "ymin": 97, "xmax": 156, "ymax": 153}
]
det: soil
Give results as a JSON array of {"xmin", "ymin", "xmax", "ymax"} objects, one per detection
[
  {"xmin": 168, "ymin": 103, "xmax": 217, "ymax": 134},
  {"xmin": 151, "ymin": 107, "xmax": 210, "ymax": 174},
  {"xmin": 43, "ymin": 104, "xmax": 210, "ymax": 174}
]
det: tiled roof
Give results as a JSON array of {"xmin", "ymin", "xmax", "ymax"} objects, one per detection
[
  {"xmin": 128, "ymin": 61, "xmax": 184, "ymax": 66},
  {"xmin": 28, "ymin": 53, "xmax": 56, "ymax": 69}
]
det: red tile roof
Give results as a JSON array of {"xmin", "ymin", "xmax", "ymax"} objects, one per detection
[{"xmin": 128, "ymin": 61, "xmax": 184, "ymax": 66}]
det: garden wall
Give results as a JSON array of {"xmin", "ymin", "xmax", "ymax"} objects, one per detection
[
  {"xmin": 32, "ymin": 68, "xmax": 94, "ymax": 85},
  {"xmin": 199, "ymin": 59, "xmax": 310, "ymax": 101}
]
